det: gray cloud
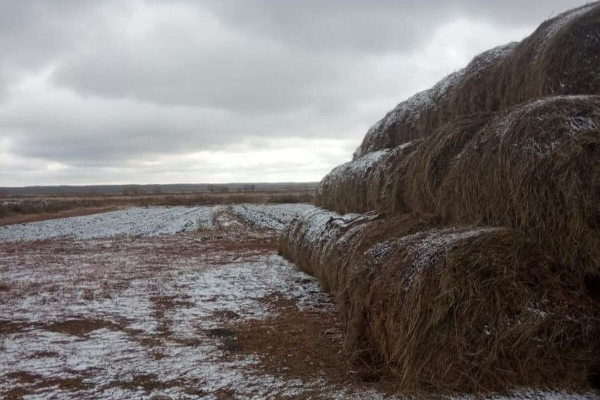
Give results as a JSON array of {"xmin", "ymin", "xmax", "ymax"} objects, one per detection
[
  {"xmin": 199, "ymin": 0, "xmax": 587, "ymax": 52},
  {"xmin": 0, "ymin": 0, "xmax": 592, "ymax": 185},
  {"xmin": 53, "ymin": 0, "xmax": 589, "ymax": 111}
]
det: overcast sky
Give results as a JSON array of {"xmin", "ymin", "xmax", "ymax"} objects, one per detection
[{"xmin": 0, "ymin": 0, "xmax": 590, "ymax": 186}]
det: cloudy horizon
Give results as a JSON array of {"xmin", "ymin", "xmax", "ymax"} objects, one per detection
[{"xmin": 0, "ymin": 0, "xmax": 591, "ymax": 187}]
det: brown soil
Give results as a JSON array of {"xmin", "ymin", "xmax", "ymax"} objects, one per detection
[
  {"xmin": 233, "ymin": 294, "xmax": 399, "ymax": 397},
  {"xmin": 0, "ymin": 207, "xmax": 121, "ymax": 227},
  {"xmin": 41, "ymin": 318, "xmax": 122, "ymax": 337},
  {"xmin": 5, "ymin": 371, "xmax": 89, "ymax": 397}
]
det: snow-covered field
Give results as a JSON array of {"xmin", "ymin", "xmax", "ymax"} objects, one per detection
[
  {"xmin": 0, "ymin": 234, "xmax": 354, "ymax": 399},
  {"xmin": 0, "ymin": 204, "xmax": 314, "ymax": 242},
  {"xmin": 2, "ymin": 204, "xmax": 393, "ymax": 399},
  {"xmin": 0, "ymin": 204, "xmax": 596, "ymax": 399}
]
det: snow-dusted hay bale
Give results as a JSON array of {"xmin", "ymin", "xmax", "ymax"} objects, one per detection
[
  {"xmin": 346, "ymin": 226, "xmax": 599, "ymax": 392},
  {"xmin": 439, "ymin": 96, "xmax": 600, "ymax": 277},
  {"xmin": 355, "ymin": 2, "xmax": 600, "ymax": 158},
  {"xmin": 316, "ymin": 114, "xmax": 490, "ymax": 215},
  {"xmin": 280, "ymin": 211, "xmax": 600, "ymax": 392},
  {"xmin": 402, "ymin": 114, "xmax": 492, "ymax": 213},
  {"xmin": 315, "ymin": 140, "xmax": 419, "ymax": 215},
  {"xmin": 279, "ymin": 208, "xmax": 382, "ymax": 287},
  {"xmin": 280, "ymin": 209, "xmax": 435, "ymax": 292},
  {"xmin": 318, "ymin": 96, "xmax": 600, "ymax": 278}
]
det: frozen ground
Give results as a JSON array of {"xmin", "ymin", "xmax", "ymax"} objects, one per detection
[
  {"xmin": 0, "ymin": 204, "xmax": 315, "ymax": 242},
  {"xmin": 0, "ymin": 205, "xmax": 597, "ymax": 399},
  {"xmin": 0, "ymin": 234, "xmax": 350, "ymax": 399}
]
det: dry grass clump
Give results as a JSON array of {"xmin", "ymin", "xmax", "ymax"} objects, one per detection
[
  {"xmin": 280, "ymin": 211, "xmax": 600, "ymax": 392},
  {"xmin": 355, "ymin": 2, "xmax": 600, "ymax": 157}
]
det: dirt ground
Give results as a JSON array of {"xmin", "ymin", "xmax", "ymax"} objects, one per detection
[{"xmin": 0, "ymin": 207, "xmax": 123, "ymax": 227}]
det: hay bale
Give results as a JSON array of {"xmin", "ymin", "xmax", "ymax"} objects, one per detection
[
  {"xmin": 355, "ymin": 2, "xmax": 600, "ymax": 158},
  {"xmin": 281, "ymin": 209, "xmax": 436, "ymax": 292},
  {"xmin": 356, "ymin": 44, "xmax": 515, "ymax": 158},
  {"xmin": 318, "ymin": 96, "xmax": 600, "ymax": 277},
  {"xmin": 279, "ymin": 211, "xmax": 600, "ymax": 392},
  {"xmin": 403, "ymin": 114, "xmax": 492, "ymax": 213},
  {"xmin": 348, "ymin": 226, "xmax": 599, "ymax": 392},
  {"xmin": 316, "ymin": 114, "xmax": 490, "ymax": 215},
  {"xmin": 279, "ymin": 208, "xmax": 365, "ymax": 277},
  {"xmin": 315, "ymin": 140, "xmax": 420, "ymax": 214},
  {"xmin": 439, "ymin": 96, "xmax": 600, "ymax": 276}
]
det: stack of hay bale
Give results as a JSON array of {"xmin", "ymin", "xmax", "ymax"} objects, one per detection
[{"xmin": 280, "ymin": 3, "xmax": 600, "ymax": 393}]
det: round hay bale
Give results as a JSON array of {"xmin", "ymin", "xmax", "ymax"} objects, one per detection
[
  {"xmin": 356, "ymin": 43, "xmax": 515, "ymax": 158},
  {"xmin": 402, "ymin": 113, "xmax": 492, "ymax": 213},
  {"xmin": 279, "ymin": 209, "xmax": 437, "ymax": 293},
  {"xmin": 316, "ymin": 114, "xmax": 490, "ymax": 216},
  {"xmin": 355, "ymin": 2, "xmax": 600, "ymax": 158},
  {"xmin": 439, "ymin": 95, "xmax": 600, "ymax": 277},
  {"xmin": 316, "ymin": 149, "xmax": 394, "ymax": 215},
  {"xmin": 344, "ymin": 226, "xmax": 600, "ymax": 392},
  {"xmin": 279, "ymin": 208, "xmax": 371, "ymax": 278},
  {"xmin": 316, "ymin": 213, "xmax": 437, "ymax": 295},
  {"xmin": 316, "ymin": 141, "xmax": 420, "ymax": 215}
]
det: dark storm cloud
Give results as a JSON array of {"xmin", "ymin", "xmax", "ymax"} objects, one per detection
[{"xmin": 0, "ymin": 0, "xmax": 592, "ymax": 185}]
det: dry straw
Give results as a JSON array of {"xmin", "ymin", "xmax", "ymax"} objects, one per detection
[{"xmin": 355, "ymin": 3, "xmax": 600, "ymax": 158}]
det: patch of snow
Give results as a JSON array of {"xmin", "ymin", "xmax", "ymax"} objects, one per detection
[
  {"xmin": 0, "ymin": 233, "xmax": 352, "ymax": 399},
  {"xmin": 231, "ymin": 203, "xmax": 314, "ymax": 231},
  {"xmin": 0, "ymin": 204, "xmax": 317, "ymax": 242}
]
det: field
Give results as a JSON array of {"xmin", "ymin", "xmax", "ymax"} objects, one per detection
[
  {"xmin": 1, "ymin": 205, "xmax": 597, "ymax": 399},
  {"xmin": 0, "ymin": 190, "xmax": 314, "ymax": 227},
  {"xmin": 0, "ymin": 204, "xmax": 397, "ymax": 399}
]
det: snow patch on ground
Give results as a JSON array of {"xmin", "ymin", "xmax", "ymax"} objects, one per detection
[
  {"xmin": 0, "ymin": 233, "xmax": 349, "ymax": 399},
  {"xmin": 231, "ymin": 203, "xmax": 315, "ymax": 231},
  {"xmin": 0, "ymin": 204, "xmax": 316, "ymax": 242}
]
